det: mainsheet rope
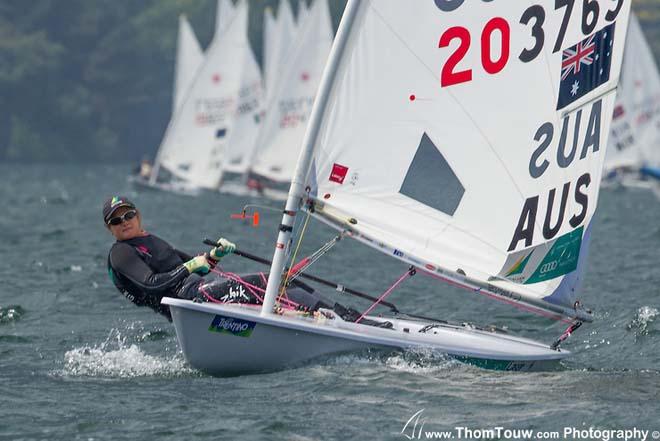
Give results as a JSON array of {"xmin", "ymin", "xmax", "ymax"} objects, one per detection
[
  {"xmin": 355, "ymin": 267, "xmax": 416, "ymax": 324},
  {"xmin": 199, "ymin": 267, "xmax": 301, "ymax": 310},
  {"xmin": 419, "ymin": 269, "xmax": 574, "ymax": 324}
]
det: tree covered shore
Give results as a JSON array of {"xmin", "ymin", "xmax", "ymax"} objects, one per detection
[{"xmin": 0, "ymin": 0, "xmax": 655, "ymax": 162}]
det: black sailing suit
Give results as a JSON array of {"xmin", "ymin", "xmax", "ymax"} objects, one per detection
[
  {"xmin": 107, "ymin": 234, "xmax": 198, "ymax": 320},
  {"xmin": 107, "ymin": 234, "xmax": 340, "ymax": 321}
]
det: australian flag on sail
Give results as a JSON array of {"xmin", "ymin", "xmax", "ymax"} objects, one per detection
[{"xmin": 556, "ymin": 23, "xmax": 615, "ymax": 110}]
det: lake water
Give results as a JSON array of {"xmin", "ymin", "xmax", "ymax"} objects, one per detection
[{"xmin": 1, "ymin": 164, "xmax": 659, "ymax": 440}]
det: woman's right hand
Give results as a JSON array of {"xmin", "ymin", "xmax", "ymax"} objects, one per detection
[{"xmin": 183, "ymin": 255, "xmax": 210, "ymax": 275}]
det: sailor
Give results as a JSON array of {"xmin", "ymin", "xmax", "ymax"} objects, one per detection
[
  {"xmin": 104, "ymin": 196, "xmax": 357, "ymax": 322},
  {"xmin": 246, "ymin": 177, "xmax": 265, "ymax": 195},
  {"xmin": 103, "ymin": 195, "xmax": 247, "ymax": 320},
  {"xmin": 137, "ymin": 157, "xmax": 152, "ymax": 179}
]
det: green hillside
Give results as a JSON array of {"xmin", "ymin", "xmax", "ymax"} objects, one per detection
[
  {"xmin": 0, "ymin": 1, "xmax": 658, "ymax": 162},
  {"xmin": 0, "ymin": 0, "xmax": 346, "ymax": 162}
]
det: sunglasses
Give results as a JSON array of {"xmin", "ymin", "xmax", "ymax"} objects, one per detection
[{"xmin": 107, "ymin": 210, "xmax": 137, "ymax": 226}]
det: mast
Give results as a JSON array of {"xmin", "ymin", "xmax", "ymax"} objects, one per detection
[{"xmin": 261, "ymin": 0, "xmax": 361, "ymax": 316}]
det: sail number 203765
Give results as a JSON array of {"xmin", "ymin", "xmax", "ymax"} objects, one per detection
[{"xmin": 437, "ymin": 0, "xmax": 624, "ymax": 88}]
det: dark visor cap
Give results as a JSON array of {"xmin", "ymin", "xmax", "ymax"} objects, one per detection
[{"xmin": 103, "ymin": 196, "xmax": 136, "ymax": 223}]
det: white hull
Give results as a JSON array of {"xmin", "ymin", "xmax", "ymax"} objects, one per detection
[
  {"xmin": 219, "ymin": 180, "xmax": 288, "ymax": 201},
  {"xmin": 128, "ymin": 175, "xmax": 201, "ymax": 197},
  {"xmin": 651, "ymin": 181, "xmax": 660, "ymax": 200},
  {"xmin": 601, "ymin": 174, "xmax": 655, "ymax": 190},
  {"xmin": 163, "ymin": 298, "xmax": 569, "ymax": 375}
]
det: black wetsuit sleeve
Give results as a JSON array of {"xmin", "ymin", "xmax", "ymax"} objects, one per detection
[
  {"xmin": 109, "ymin": 243, "xmax": 190, "ymax": 295},
  {"xmin": 175, "ymin": 249, "xmax": 193, "ymax": 262}
]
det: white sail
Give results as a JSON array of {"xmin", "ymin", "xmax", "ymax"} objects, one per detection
[
  {"xmin": 216, "ymin": 0, "xmax": 236, "ymax": 35},
  {"xmin": 605, "ymin": 14, "xmax": 660, "ymax": 173},
  {"xmin": 297, "ymin": 0, "xmax": 310, "ymax": 29},
  {"xmin": 294, "ymin": 0, "xmax": 630, "ymax": 321},
  {"xmin": 151, "ymin": 1, "xmax": 237, "ymax": 187},
  {"xmin": 624, "ymin": 16, "xmax": 660, "ymax": 170},
  {"xmin": 263, "ymin": 0, "xmax": 297, "ymax": 103},
  {"xmin": 219, "ymin": 1, "xmax": 264, "ymax": 177},
  {"xmin": 155, "ymin": 0, "xmax": 254, "ymax": 189},
  {"xmin": 173, "ymin": 15, "xmax": 204, "ymax": 114},
  {"xmin": 251, "ymin": 0, "xmax": 333, "ymax": 183},
  {"xmin": 263, "ymin": 7, "xmax": 277, "ymax": 94}
]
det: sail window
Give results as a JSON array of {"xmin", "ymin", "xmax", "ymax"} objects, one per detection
[{"xmin": 399, "ymin": 133, "xmax": 464, "ymax": 216}]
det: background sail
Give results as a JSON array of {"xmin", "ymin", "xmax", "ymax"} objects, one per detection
[
  {"xmin": 605, "ymin": 14, "xmax": 660, "ymax": 173},
  {"xmin": 219, "ymin": 2, "xmax": 264, "ymax": 177},
  {"xmin": 297, "ymin": 0, "xmax": 311, "ymax": 30},
  {"xmin": 625, "ymin": 15, "xmax": 660, "ymax": 169},
  {"xmin": 251, "ymin": 0, "xmax": 333, "ymax": 183},
  {"xmin": 216, "ymin": 0, "xmax": 236, "ymax": 36},
  {"xmin": 306, "ymin": 0, "xmax": 630, "ymax": 319},
  {"xmin": 156, "ymin": 0, "xmax": 250, "ymax": 189},
  {"xmin": 173, "ymin": 15, "xmax": 204, "ymax": 114},
  {"xmin": 264, "ymin": 0, "xmax": 297, "ymax": 104},
  {"xmin": 264, "ymin": 7, "xmax": 278, "ymax": 97}
]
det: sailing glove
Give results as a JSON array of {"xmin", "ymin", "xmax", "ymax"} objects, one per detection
[
  {"xmin": 210, "ymin": 237, "xmax": 236, "ymax": 260},
  {"xmin": 183, "ymin": 255, "xmax": 210, "ymax": 275}
]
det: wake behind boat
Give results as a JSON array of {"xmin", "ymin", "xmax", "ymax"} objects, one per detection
[{"xmin": 165, "ymin": 0, "xmax": 631, "ymax": 375}]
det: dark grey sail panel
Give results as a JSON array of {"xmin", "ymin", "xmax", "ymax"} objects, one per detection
[{"xmin": 399, "ymin": 133, "xmax": 464, "ymax": 216}]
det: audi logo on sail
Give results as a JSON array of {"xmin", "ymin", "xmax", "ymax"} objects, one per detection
[{"xmin": 539, "ymin": 261, "xmax": 559, "ymax": 274}]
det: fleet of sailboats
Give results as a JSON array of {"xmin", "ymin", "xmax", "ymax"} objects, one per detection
[
  {"xmin": 162, "ymin": 0, "xmax": 633, "ymax": 374},
  {"xmin": 128, "ymin": 14, "xmax": 205, "ymax": 196},
  {"xmin": 136, "ymin": 0, "xmax": 330, "ymax": 199},
  {"xmin": 138, "ymin": 2, "xmax": 660, "ymax": 201},
  {"xmin": 250, "ymin": 0, "xmax": 333, "ymax": 184},
  {"xmin": 148, "ymin": 0, "xmax": 260, "ymax": 191}
]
